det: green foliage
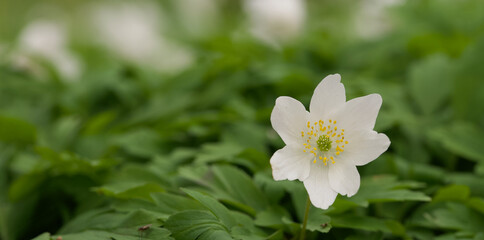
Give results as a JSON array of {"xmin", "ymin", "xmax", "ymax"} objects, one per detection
[{"xmin": 1, "ymin": 0, "xmax": 484, "ymax": 239}]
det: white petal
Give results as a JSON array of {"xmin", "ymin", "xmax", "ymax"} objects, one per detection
[
  {"xmin": 337, "ymin": 94, "xmax": 382, "ymax": 131},
  {"xmin": 328, "ymin": 160, "xmax": 360, "ymax": 197},
  {"xmin": 270, "ymin": 146, "xmax": 312, "ymax": 181},
  {"xmin": 342, "ymin": 130, "xmax": 390, "ymax": 166},
  {"xmin": 303, "ymin": 163, "xmax": 338, "ymax": 209},
  {"xmin": 309, "ymin": 74, "xmax": 346, "ymax": 118},
  {"xmin": 271, "ymin": 96, "xmax": 309, "ymax": 146}
]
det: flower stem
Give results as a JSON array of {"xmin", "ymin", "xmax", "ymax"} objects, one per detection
[{"xmin": 299, "ymin": 195, "xmax": 311, "ymax": 240}]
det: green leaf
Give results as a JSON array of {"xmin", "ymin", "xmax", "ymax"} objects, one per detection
[
  {"xmin": 164, "ymin": 210, "xmax": 230, "ymax": 240},
  {"xmin": 306, "ymin": 210, "xmax": 332, "ymax": 233},
  {"xmin": 54, "ymin": 229, "xmax": 172, "ymax": 240},
  {"xmin": 182, "ymin": 188, "xmax": 236, "ymax": 228},
  {"xmin": 348, "ymin": 175, "xmax": 431, "ymax": 207},
  {"xmin": 32, "ymin": 232, "xmax": 51, "ymax": 240},
  {"xmin": 211, "ymin": 165, "xmax": 269, "ymax": 213},
  {"xmin": 0, "ymin": 115, "xmax": 36, "ymax": 145},
  {"xmin": 94, "ymin": 182, "xmax": 164, "ymax": 201},
  {"xmin": 331, "ymin": 215, "xmax": 405, "ymax": 235},
  {"xmin": 150, "ymin": 192, "xmax": 204, "ymax": 214},
  {"xmin": 433, "ymin": 185, "xmax": 470, "ymax": 202},
  {"xmin": 467, "ymin": 198, "xmax": 484, "ymax": 215},
  {"xmin": 428, "ymin": 122, "xmax": 484, "ymax": 163},
  {"xmin": 408, "ymin": 54, "xmax": 453, "ymax": 114}
]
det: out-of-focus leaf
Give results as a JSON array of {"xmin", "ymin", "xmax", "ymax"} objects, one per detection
[
  {"xmin": 408, "ymin": 54, "xmax": 453, "ymax": 114},
  {"xmin": 112, "ymin": 128, "xmax": 161, "ymax": 157},
  {"xmin": 331, "ymin": 215, "xmax": 405, "ymax": 235},
  {"xmin": 433, "ymin": 185, "xmax": 470, "ymax": 202},
  {"xmin": 94, "ymin": 182, "xmax": 164, "ymax": 201},
  {"xmin": 348, "ymin": 175, "xmax": 431, "ymax": 207},
  {"xmin": 429, "ymin": 122, "xmax": 484, "ymax": 163},
  {"xmin": 0, "ymin": 115, "xmax": 36, "ymax": 145},
  {"xmin": 32, "ymin": 232, "xmax": 51, "ymax": 240}
]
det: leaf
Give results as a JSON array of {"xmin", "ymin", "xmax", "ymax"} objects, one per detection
[
  {"xmin": 408, "ymin": 202, "xmax": 484, "ymax": 232},
  {"xmin": 331, "ymin": 215, "xmax": 405, "ymax": 235},
  {"xmin": 348, "ymin": 175, "xmax": 431, "ymax": 207},
  {"xmin": 211, "ymin": 165, "xmax": 269, "ymax": 213},
  {"xmin": 32, "ymin": 232, "xmax": 51, "ymax": 240},
  {"xmin": 150, "ymin": 192, "xmax": 204, "ymax": 214},
  {"xmin": 164, "ymin": 210, "xmax": 230, "ymax": 240},
  {"xmin": 93, "ymin": 182, "xmax": 164, "ymax": 201},
  {"xmin": 408, "ymin": 54, "xmax": 453, "ymax": 114},
  {"xmin": 254, "ymin": 207, "xmax": 291, "ymax": 228},
  {"xmin": 306, "ymin": 210, "xmax": 332, "ymax": 233},
  {"xmin": 112, "ymin": 128, "xmax": 161, "ymax": 157},
  {"xmin": 433, "ymin": 185, "xmax": 470, "ymax": 202},
  {"xmin": 0, "ymin": 115, "xmax": 36, "ymax": 145},
  {"xmin": 54, "ymin": 229, "xmax": 172, "ymax": 240},
  {"xmin": 429, "ymin": 122, "xmax": 484, "ymax": 163},
  {"xmin": 182, "ymin": 188, "xmax": 236, "ymax": 228}
]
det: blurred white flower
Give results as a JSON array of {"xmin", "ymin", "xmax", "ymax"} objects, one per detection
[
  {"xmin": 244, "ymin": 0, "xmax": 305, "ymax": 47},
  {"xmin": 174, "ymin": 0, "xmax": 220, "ymax": 38},
  {"xmin": 89, "ymin": 2, "xmax": 193, "ymax": 74},
  {"xmin": 15, "ymin": 20, "xmax": 82, "ymax": 81},
  {"xmin": 270, "ymin": 74, "xmax": 390, "ymax": 209},
  {"xmin": 354, "ymin": 0, "xmax": 404, "ymax": 39}
]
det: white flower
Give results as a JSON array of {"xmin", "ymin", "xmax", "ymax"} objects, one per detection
[
  {"xmin": 270, "ymin": 74, "xmax": 390, "ymax": 209},
  {"xmin": 243, "ymin": 0, "xmax": 305, "ymax": 47},
  {"xmin": 15, "ymin": 20, "xmax": 82, "ymax": 81},
  {"xmin": 88, "ymin": 2, "xmax": 193, "ymax": 74},
  {"xmin": 354, "ymin": 0, "xmax": 404, "ymax": 39}
]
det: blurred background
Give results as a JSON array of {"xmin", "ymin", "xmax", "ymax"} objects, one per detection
[{"xmin": 1, "ymin": 0, "xmax": 484, "ymax": 239}]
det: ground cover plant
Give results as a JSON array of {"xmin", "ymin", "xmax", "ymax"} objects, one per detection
[{"xmin": 1, "ymin": 0, "xmax": 484, "ymax": 239}]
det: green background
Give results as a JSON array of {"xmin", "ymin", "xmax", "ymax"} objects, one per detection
[{"xmin": 1, "ymin": 0, "xmax": 484, "ymax": 239}]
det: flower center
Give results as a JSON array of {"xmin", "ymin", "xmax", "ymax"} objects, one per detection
[
  {"xmin": 300, "ymin": 119, "xmax": 348, "ymax": 165},
  {"xmin": 316, "ymin": 135, "xmax": 331, "ymax": 152}
]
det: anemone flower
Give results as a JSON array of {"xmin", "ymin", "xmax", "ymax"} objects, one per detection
[{"xmin": 270, "ymin": 74, "xmax": 390, "ymax": 209}]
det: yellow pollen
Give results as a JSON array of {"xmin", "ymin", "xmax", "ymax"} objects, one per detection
[
  {"xmin": 345, "ymin": 141, "xmax": 348, "ymax": 144},
  {"xmin": 322, "ymin": 127, "xmax": 326, "ymax": 131},
  {"xmin": 307, "ymin": 140, "xmax": 310, "ymax": 143},
  {"xmin": 334, "ymin": 127, "xmax": 337, "ymax": 130},
  {"xmin": 313, "ymin": 160, "xmax": 317, "ymax": 163},
  {"xmin": 329, "ymin": 119, "xmax": 332, "ymax": 123},
  {"xmin": 334, "ymin": 120, "xmax": 337, "ymax": 124},
  {"xmin": 313, "ymin": 147, "xmax": 317, "ymax": 151},
  {"xmin": 342, "ymin": 129, "xmax": 345, "ymax": 132},
  {"xmin": 342, "ymin": 145, "xmax": 345, "ymax": 148},
  {"xmin": 332, "ymin": 133, "xmax": 336, "ymax": 137},
  {"xmin": 303, "ymin": 150, "xmax": 306, "ymax": 152},
  {"xmin": 336, "ymin": 151, "xmax": 340, "ymax": 155},
  {"xmin": 311, "ymin": 126, "xmax": 314, "ymax": 130},
  {"xmin": 319, "ymin": 156, "xmax": 323, "ymax": 160}
]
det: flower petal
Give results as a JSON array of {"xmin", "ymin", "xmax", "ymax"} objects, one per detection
[
  {"xmin": 342, "ymin": 130, "xmax": 390, "ymax": 166},
  {"xmin": 337, "ymin": 94, "xmax": 382, "ymax": 131},
  {"xmin": 303, "ymin": 163, "xmax": 338, "ymax": 209},
  {"xmin": 309, "ymin": 74, "xmax": 346, "ymax": 118},
  {"xmin": 271, "ymin": 96, "xmax": 309, "ymax": 146},
  {"xmin": 328, "ymin": 160, "xmax": 360, "ymax": 197},
  {"xmin": 270, "ymin": 146, "xmax": 312, "ymax": 181}
]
